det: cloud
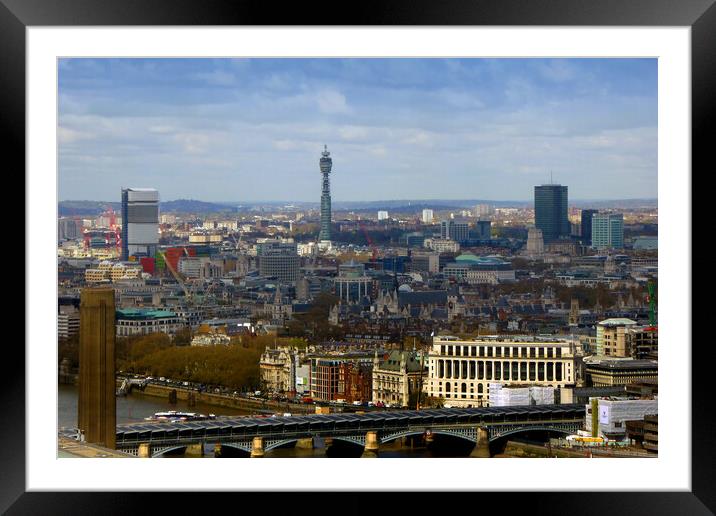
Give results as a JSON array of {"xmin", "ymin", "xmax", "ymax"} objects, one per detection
[
  {"xmin": 315, "ymin": 89, "xmax": 351, "ymax": 114},
  {"xmin": 58, "ymin": 58, "xmax": 657, "ymax": 202}
]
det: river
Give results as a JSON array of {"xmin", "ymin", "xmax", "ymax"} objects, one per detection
[{"xmin": 58, "ymin": 384, "xmax": 473, "ymax": 457}]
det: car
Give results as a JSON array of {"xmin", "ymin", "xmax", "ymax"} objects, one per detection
[
  {"xmin": 352, "ymin": 401, "xmax": 362, "ymax": 406},
  {"xmin": 159, "ymin": 377, "xmax": 166, "ymax": 382}
]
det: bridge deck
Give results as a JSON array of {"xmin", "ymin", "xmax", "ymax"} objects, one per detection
[{"xmin": 114, "ymin": 404, "xmax": 585, "ymax": 446}]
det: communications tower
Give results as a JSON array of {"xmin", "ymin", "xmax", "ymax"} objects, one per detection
[{"xmin": 319, "ymin": 145, "xmax": 333, "ymax": 243}]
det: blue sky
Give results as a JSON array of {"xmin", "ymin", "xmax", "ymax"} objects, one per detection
[{"xmin": 58, "ymin": 58, "xmax": 657, "ymax": 202}]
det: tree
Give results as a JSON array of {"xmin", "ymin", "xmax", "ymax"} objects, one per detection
[{"xmin": 173, "ymin": 326, "xmax": 192, "ymax": 346}]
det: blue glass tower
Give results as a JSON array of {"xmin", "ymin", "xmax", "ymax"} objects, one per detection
[
  {"xmin": 534, "ymin": 184, "xmax": 569, "ymax": 243},
  {"xmin": 319, "ymin": 145, "xmax": 333, "ymax": 242}
]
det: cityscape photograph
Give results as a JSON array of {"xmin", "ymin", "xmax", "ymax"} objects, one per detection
[{"xmin": 57, "ymin": 58, "xmax": 658, "ymax": 459}]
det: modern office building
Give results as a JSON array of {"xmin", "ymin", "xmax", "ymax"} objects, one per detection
[
  {"xmin": 422, "ymin": 209, "xmax": 434, "ymax": 224},
  {"xmin": 580, "ymin": 209, "xmax": 598, "ymax": 245},
  {"xmin": 58, "ymin": 217, "xmax": 82, "ymax": 241},
  {"xmin": 534, "ymin": 184, "xmax": 569, "ymax": 242},
  {"xmin": 121, "ymin": 188, "xmax": 159, "ymax": 261},
  {"xmin": 404, "ymin": 232, "xmax": 425, "ymax": 248},
  {"xmin": 442, "ymin": 255, "xmax": 515, "ymax": 284},
  {"xmin": 257, "ymin": 240, "xmax": 300, "ymax": 283},
  {"xmin": 318, "ymin": 145, "xmax": 333, "ymax": 242},
  {"xmin": 78, "ymin": 287, "xmax": 116, "ymax": 448},
  {"xmin": 595, "ymin": 318, "xmax": 658, "ymax": 358},
  {"xmin": 440, "ymin": 219, "xmax": 470, "ymax": 243},
  {"xmin": 591, "ymin": 213, "xmax": 624, "ymax": 249},
  {"xmin": 475, "ymin": 220, "xmax": 492, "ymax": 241},
  {"xmin": 377, "ymin": 210, "xmax": 389, "ymax": 221},
  {"xmin": 426, "ymin": 335, "xmax": 577, "ymax": 407}
]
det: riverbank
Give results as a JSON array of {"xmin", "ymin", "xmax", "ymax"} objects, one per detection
[
  {"xmin": 497, "ymin": 441, "xmax": 655, "ymax": 458},
  {"xmin": 133, "ymin": 383, "xmax": 316, "ymax": 415}
]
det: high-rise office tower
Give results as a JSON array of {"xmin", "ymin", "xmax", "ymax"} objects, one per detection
[
  {"xmin": 534, "ymin": 184, "xmax": 569, "ymax": 243},
  {"xmin": 318, "ymin": 145, "xmax": 333, "ymax": 242},
  {"xmin": 121, "ymin": 188, "xmax": 159, "ymax": 261},
  {"xmin": 591, "ymin": 213, "xmax": 624, "ymax": 249},
  {"xmin": 77, "ymin": 287, "xmax": 116, "ymax": 449},
  {"xmin": 580, "ymin": 209, "xmax": 598, "ymax": 245},
  {"xmin": 377, "ymin": 210, "xmax": 389, "ymax": 221},
  {"xmin": 422, "ymin": 209, "xmax": 434, "ymax": 224}
]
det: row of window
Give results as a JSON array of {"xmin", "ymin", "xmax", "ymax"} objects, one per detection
[
  {"xmin": 433, "ymin": 359, "xmax": 566, "ymax": 382},
  {"xmin": 438, "ymin": 345, "xmax": 563, "ymax": 359}
]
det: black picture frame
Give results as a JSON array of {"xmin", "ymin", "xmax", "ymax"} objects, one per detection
[{"xmin": 5, "ymin": 0, "xmax": 710, "ymax": 513}]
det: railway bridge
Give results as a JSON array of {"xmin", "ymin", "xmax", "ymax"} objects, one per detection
[{"xmin": 108, "ymin": 404, "xmax": 585, "ymax": 457}]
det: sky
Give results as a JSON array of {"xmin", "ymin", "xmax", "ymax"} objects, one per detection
[{"xmin": 58, "ymin": 58, "xmax": 657, "ymax": 203}]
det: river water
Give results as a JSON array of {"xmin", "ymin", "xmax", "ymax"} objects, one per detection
[{"xmin": 58, "ymin": 384, "xmax": 470, "ymax": 457}]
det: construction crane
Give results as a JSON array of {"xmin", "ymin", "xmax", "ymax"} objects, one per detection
[{"xmin": 157, "ymin": 249, "xmax": 193, "ymax": 305}]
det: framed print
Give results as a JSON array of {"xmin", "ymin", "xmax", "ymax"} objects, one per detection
[{"xmin": 5, "ymin": 0, "xmax": 712, "ymax": 513}]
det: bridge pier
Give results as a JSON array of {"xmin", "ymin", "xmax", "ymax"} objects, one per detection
[
  {"xmin": 250, "ymin": 436, "xmax": 265, "ymax": 458},
  {"xmin": 362, "ymin": 431, "xmax": 379, "ymax": 458},
  {"xmin": 425, "ymin": 430, "xmax": 434, "ymax": 445},
  {"xmin": 214, "ymin": 443, "xmax": 222, "ymax": 458},
  {"xmin": 470, "ymin": 427, "xmax": 491, "ymax": 458},
  {"xmin": 295, "ymin": 438, "xmax": 314, "ymax": 450},
  {"xmin": 185, "ymin": 443, "xmax": 204, "ymax": 457},
  {"xmin": 138, "ymin": 443, "xmax": 151, "ymax": 458}
]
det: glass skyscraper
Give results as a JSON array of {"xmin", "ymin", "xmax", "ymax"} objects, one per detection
[
  {"xmin": 591, "ymin": 213, "xmax": 624, "ymax": 249},
  {"xmin": 319, "ymin": 145, "xmax": 333, "ymax": 242},
  {"xmin": 121, "ymin": 188, "xmax": 159, "ymax": 261},
  {"xmin": 534, "ymin": 184, "xmax": 569, "ymax": 243},
  {"xmin": 580, "ymin": 209, "xmax": 598, "ymax": 246}
]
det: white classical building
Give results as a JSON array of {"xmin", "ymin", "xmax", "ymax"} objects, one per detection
[{"xmin": 425, "ymin": 335, "xmax": 578, "ymax": 407}]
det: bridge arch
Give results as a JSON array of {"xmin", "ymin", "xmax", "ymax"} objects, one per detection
[
  {"xmin": 151, "ymin": 444, "xmax": 188, "ymax": 458},
  {"xmin": 380, "ymin": 429, "xmax": 477, "ymax": 445},
  {"xmin": 489, "ymin": 425, "xmax": 576, "ymax": 443}
]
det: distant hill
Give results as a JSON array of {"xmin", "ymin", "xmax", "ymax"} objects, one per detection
[
  {"xmin": 160, "ymin": 199, "xmax": 237, "ymax": 213},
  {"xmin": 58, "ymin": 201, "xmax": 120, "ymax": 216},
  {"xmin": 59, "ymin": 197, "xmax": 657, "ymax": 217},
  {"xmin": 58, "ymin": 199, "xmax": 238, "ymax": 216}
]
